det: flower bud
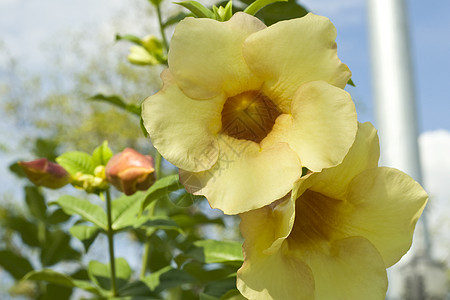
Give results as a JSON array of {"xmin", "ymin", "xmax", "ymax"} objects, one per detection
[
  {"xmin": 18, "ymin": 158, "xmax": 70, "ymax": 189},
  {"xmin": 105, "ymin": 148, "xmax": 156, "ymax": 195}
]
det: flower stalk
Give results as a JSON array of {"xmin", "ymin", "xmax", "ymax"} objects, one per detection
[{"xmin": 105, "ymin": 188, "xmax": 118, "ymax": 296}]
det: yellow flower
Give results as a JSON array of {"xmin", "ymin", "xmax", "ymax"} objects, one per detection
[
  {"xmin": 142, "ymin": 12, "xmax": 357, "ymax": 214},
  {"xmin": 237, "ymin": 122, "xmax": 428, "ymax": 300}
]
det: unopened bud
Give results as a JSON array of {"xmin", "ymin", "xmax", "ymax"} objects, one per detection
[
  {"xmin": 105, "ymin": 148, "xmax": 156, "ymax": 195},
  {"xmin": 18, "ymin": 158, "xmax": 70, "ymax": 189}
]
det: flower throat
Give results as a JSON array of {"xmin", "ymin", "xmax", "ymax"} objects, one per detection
[{"xmin": 221, "ymin": 91, "xmax": 281, "ymax": 143}]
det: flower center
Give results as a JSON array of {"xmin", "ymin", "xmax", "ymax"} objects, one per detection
[{"xmin": 221, "ymin": 91, "xmax": 281, "ymax": 143}]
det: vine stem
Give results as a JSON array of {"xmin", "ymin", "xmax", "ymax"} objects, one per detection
[
  {"xmin": 105, "ymin": 188, "xmax": 118, "ymax": 296},
  {"xmin": 156, "ymin": 4, "xmax": 169, "ymax": 52}
]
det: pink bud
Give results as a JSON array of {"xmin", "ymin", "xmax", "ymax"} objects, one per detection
[
  {"xmin": 18, "ymin": 158, "xmax": 70, "ymax": 189},
  {"xmin": 105, "ymin": 148, "xmax": 156, "ymax": 195}
]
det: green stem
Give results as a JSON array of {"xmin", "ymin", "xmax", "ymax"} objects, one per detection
[
  {"xmin": 156, "ymin": 4, "xmax": 169, "ymax": 53},
  {"xmin": 155, "ymin": 151, "xmax": 162, "ymax": 179},
  {"xmin": 105, "ymin": 188, "xmax": 118, "ymax": 296},
  {"xmin": 140, "ymin": 241, "xmax": 151, "ymax": 279}
]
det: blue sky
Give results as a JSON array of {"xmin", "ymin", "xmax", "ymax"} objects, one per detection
[
  {"xmin": 0, "ymin": 0, "xmax": 449, "ymax": 295},
  {"xmin": 302, "ymin": 0, "xmax": 450, "ymax": 133}
]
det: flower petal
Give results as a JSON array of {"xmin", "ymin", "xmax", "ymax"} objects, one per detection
[
  {"xmin": 169, "ymin": 12, "xmax": 266, "ymax": 100},
  {"xmin": 243, "ymin": 13, "xmax": 351, "ymax": 111},
  {"xmin": 179, "ymin": 135, "xmax": 302, "ymax": 214},
  {"xmin": 261, "ymin": 81, "xmax": 357, "ymax": 172},
  {"xmin": 237, "ymin": 245, "xmax": 315, "ymax": 300},
  {"xmin": 239, "ymin": 196, "xmax": 295, "ymax": 255},
  {"xmin": 343, "ymin": 167, "xmax": 428, "ymax": 267},
  {"xmin": 290, "ymin": 237, "xmax": 388, "ymax": 300},
  {"xmin": 308, "ymin": 122, "xmax": 380, "ymax": 200},
  {"xmin": 142, "ymin": 70, "xmax": 223, "ymax": 172}
]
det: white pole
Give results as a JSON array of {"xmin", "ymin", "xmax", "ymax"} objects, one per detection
[
  {"xmin": 367, "ymin": 0, "xmax": 422, "ymax": 183},
  {"xmin": 366, "ymin": 0, "xmax": 443, "ymax": 298}
]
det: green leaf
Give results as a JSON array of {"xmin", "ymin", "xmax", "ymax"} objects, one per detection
[
  {"xmin": 203, "ymin": 276, "xmax": 238, "ymax": 298},
  {"xmin": 181, "ymin": 261, "xmax": 237, "ymax": 283},
  {"xmin": 88, "ymin": 258, "xmax": 132, "ymax": 291},
  {"xmin": 348, "ymin": 78, "xmax": 355, "ymax": 86},
  {"xmin": 25, "ymin": 185, "xmax": 47, "ymax": 221},
  {"xmin": 70, "ymin": 224, "xmax": 102, "ymax": 252},
  {"xmin": 243, "ymin": 0, "xmax": 287, "ymax": 16},
  {"xmin": 175, "ymin": 1, "xmax": 215, "ymax": 18},
  {"xmin": 47, "ymin": 208, "xmax": 71, "ymax": 224},
  {"xmin": 52, "ymin": 195, "xmax": 107, "ymax": 229},
  {"xmin": 0, "ymin": 250, "xmax": 34, "ymax": 280},
  {"xmin": 6, "ymin": 216, "xmax": 40, "ymax": 247},
  {"xmin": 136, "ymin": 216, "xmax": 184, "ymax": 235},
  {"xmin": 92, "ymin": 141, "xmax": 113, "ymax": 167},
  {"xmin": 143, "ymin": 266, "xmax": 195, "ymax": 292},
  {"xmin": 38, "ymin": 282, "xmax": 73, "ymax": 300},
  {"xmin": 23, "ymin": 269, "xmax": 100, "ymax": 295},
  {"xmin": 116, "ymin": 280, "xmax": 159, "ymax": 298},
  {"xmin": 241, "ymin": 0, "xmax": 308, "ymax": 26},
  {"xmin": 192, "ymin": 240, "xmax": 243, "ymax": 264},
  {"xmin": 41, "ymin": 230, "xmax": 80, "ymax": 266},
  {"xmin": 172, "ymin": 212, "xmax": 224, "ymax": 229},
  {"xmin": 111, "ymin": 192, "xmax": 147, "ymax": 231},
  {"xmin": 56, "ymin": 151, "xmax": 95, "ymax": 176},
  {"xmin": 32, "ymin": 138, "xmax": 59, "ymax": 161},
  {"xmin": 141, "ymin": 174, "xmax": 184, "ymax": 212},
  {"xmin": 89, "ymin": 94, "xmax": 141, "ymax": 116},
  {"xmin": 200, "ymin": 293, "xmax": 220, "ymax": 300},
  {"xmin": 115, "ymin": 34, "xmax": 144, "ymax": 46},
  {"xmin": 9, "ymin": 161, "xmax": 26, "ymax": 178},
  {"xmin": 163, "ymin": 11, "xmax": 191, "ymax": 28},
  {"xmin": 168, "ymin": 191, "xmax": 195, "ymax": 208}
]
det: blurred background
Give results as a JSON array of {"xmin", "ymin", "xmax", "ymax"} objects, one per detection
[{"xmin": 0, "ymin": 0, "xmax": 449, "ymax": 299}]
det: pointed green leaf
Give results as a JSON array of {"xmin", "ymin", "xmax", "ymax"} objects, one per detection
[
  {"xmin": 143, "ymin": 266, "xmax": 195, "ymax": 292},
  {"xmin": 25, "ymin": 185, "xmax": 47, "ymax": 221},
  {"xmin": 136, "ymin": 216, "xmax": 184, "ymax": 235},
  {"xmin": 192, "ymin": 240, "xmax": 243, "ymax": 264},
  {"xmin": 88, "ymin": 258, "xmax": 132, "ymax": 291},
  {"xmin": 56, "ymin": 151, "xmax": 95, "ymax": 176},
  {"xmin": 92, "ymin": 141, "xmax": 113, "ymax": 167},
  {"xmin": 9, "ymin": 161, "xmax": 26, "ymax": 178},
  {"xmin": 116, "ymin": 280, "xmax": 159, "ymax": 298},
  {"xmin": 6, "ymin": 216, "xmax": 40, "ymax": 247},
  {"xmin": 112, "ymin": 192, "xmax": 146, "ymax": 231},
  {"xmin": 200, "ymin": 293, "xmax": 220, "ymax": 300},
  {"xmin": 175, "ymin": 1, "xmax": 215, "ymax": 18},
  {"xmin": 241, "ymin": 0, "xmax": 308, "ymax": 26},
  {"xmin": 23, "ymin": 269, "xmax": 100, "ymax": 295},
  {"xmin": 163, "ymin": 11, "xmax": 191, "ymax": 28},
  {"xmin": 348, "ymin": 78, "xmax": 355, "ymax": 86},
  {"xmin": 0, "ymin": 250, "xmax": 34, "ymax": 280},
  {"xmin": 47, "ymin": 208, "xmax": 71, "ymax": 224},
  {"xmin": 52, "ymin": 195, "xmax": 107, "ymax": 229},
  {"xmin": 141, "ymin": 174, "xmax": 184, "ymax": 212},
  {"xmin": 243, "ymin": 0, "xmax": 287, "ymax": 15},
  {"xmin": 203, "ymin": 276, "xmax": 238, "ymax": 298},
  {"xmin": 115, "ymin": 34, "xmax": 144, "ymax": 46},
  {"xmin": 41, "ymin": 230, "xmax": 80, "ymax": 266},
  {"xmin": 171, "ymin": 212, "xmax": 224, "ymax": 229},
  {"xmin": 70, "ymin": 225, "xmax": 102, "ymax": 252}
]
